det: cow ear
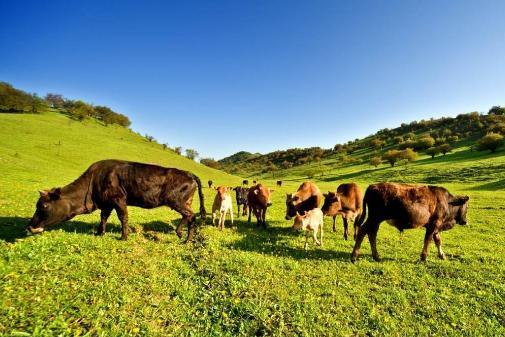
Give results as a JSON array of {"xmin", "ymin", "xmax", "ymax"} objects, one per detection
[
  {"xmin": 39, "ymin": 190, "xmax": 49, "ymax": 197},
  {"xmin": 254, "ymin": 189, "xmax": 259, "ymax": 195},
  {"xmin": 323, "ymin": 193, "xmax": 328, "ymax": 197},
  {"xmin": 450, "ymin": 196, "xmax": 469, "ymax": 206},
  {"xmin": 50, "ymin": 188, "xmax": 61, "ymax": 200}
]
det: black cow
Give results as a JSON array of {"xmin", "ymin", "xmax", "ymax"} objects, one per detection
[
  {"xmin": 208, "ymin": 180, "xmax": 213, "ymax": 188},
  {"xmin": 276, "ymin": 180, "xmax": 283, "ymax": 187},
  {"xmin": 233, "ymin": 186, "xmax": 249, "ymax": 217},
  {"xmin": 242, "ymin": 179, "xmax": 248, "ymax": 186},
  {"xmin": 27, "ymin": 160, "xmax": 206, "ymax": 242}
]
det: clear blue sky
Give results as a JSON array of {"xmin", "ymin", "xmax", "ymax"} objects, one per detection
[{"xmin": 1, "ymin": 1, "xmax": 505, "ymax": 160}]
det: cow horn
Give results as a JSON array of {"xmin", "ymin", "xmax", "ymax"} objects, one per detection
[{"xmin": 39, "ymin": 190, "xmax": 49, "ymax": 197}]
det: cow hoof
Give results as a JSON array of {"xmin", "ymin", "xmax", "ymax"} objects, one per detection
[
  {"xmin": 176, "ymin": 231, "xmax": 183, "ymax": 239},
  {"xmin": 95, "ymin": 232, "xmax": 105, "ymax": 236},
  {"xmin": 373, "ymin": 256, "xmax": 381, "ymax": 262},
  {"xmin": 420, "ymin": 255, "xmax": 427, "ymax": 262},
  {"xmin": 351, "ymin": 256, "xmax": 357, "ymax": 263},
  {"xmin": 438, "ymin": 254, "xmax": 446, "ymax": 260},
  {"xmin": 120, "ymin": 235, "xmax": 128, "ymax": 241}
]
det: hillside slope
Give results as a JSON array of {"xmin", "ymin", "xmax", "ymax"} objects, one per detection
[{"xmin": 0, "ymin": 112, "xmax": 241, "ymax": 219}]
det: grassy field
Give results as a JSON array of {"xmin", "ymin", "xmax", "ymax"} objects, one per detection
[{"xmin": 1, "ymin": 112, "xmax": 505, "ymax": 336}]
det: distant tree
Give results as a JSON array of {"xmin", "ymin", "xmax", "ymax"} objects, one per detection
[
  {"xmin": 383, "ymin": 149, "xmax": 401, "ymax": 167},
  {"xmin": 185, "ymin": 149, "xmax": 199, "ymax": 160},
  {"xmin": 333, "ymin": 144, "xmax": 344, "ymax": 152},
  {"xmin": 145, "ymin": 134, "xmax": 155, "ymax": 142},
  {"xmin": 438, "ymin": 144, "xmax": 452, "ymax": 156},
  {"xmin": 281, "ymin": 160, "xmax": 292, "ymax": 169},
  {"xmin": 398, "ymin": 140, "xmax": 416, "ymax": 150},
  {"xmin": 69, "ymin": 100, "xmax": 94, "ymax": 120},
  {"xmin": 477, "ymin": 133, "xmax": 504, "ymax": 153},
  {"xmin": 44, "ymin": 93, "xmax": 65, "ymax": 108},
  {"xmin": 393, "ymin": 136, "xmax": 404, "ymax": 144},
  {"xmin": 426, "ymin": 147, "xmax": 440, "ymax": 159},
  {"xmin": 400, "ymin": 148, "xmax": 418, "ymax": 163},
  {"xmin": 370, "ymin": 138, "xmax": 386, "ymax": 149},
  {"xmin": 370, "ymin": 156, "xmax": 382, "ymax": 168},
  {"xmin": 447, "ymin": 135, "xmax": 459, "ymax": 143},
  {"xmin": 406, "ymin": 132, "xmax": 416, "ymax": 140},
  {"xmin": 488, "ymin": 106, "xmax": 505, "ymax": 116},
  {"xmin": 200, "ymin": 158, "xmax": 220, "ymax": 169},
  {"xmin": 415, "ymin": 136, "xmax": 435, "ymax": 150},
  {"xmin": 162, "ymin": 143, "xmax": 168, "ymax": 150}
]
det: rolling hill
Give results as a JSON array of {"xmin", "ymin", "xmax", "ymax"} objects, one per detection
[{"xmin": 1, "ymin": 110, "xmax": 505, "ymax": 336}]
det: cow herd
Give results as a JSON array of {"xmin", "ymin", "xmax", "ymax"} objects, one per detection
[{"xmin": 26, "ymin": 159, "xmax": 470, "ymax": 262}]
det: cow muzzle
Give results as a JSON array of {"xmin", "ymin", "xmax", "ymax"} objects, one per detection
[{"xmin": 26, "ymin": 226, "xmax": 44, "ymax": 234}]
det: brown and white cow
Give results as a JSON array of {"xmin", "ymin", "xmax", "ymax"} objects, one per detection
[
  {"xmin": 212, "ymin": 186, "xmax": 233, "ymax": 230},
  {"xmin": 351, "ymin": 183, "xmax": 469, "ymax": 262},
  {"xmin": 321, "ymin": 183, "xmax": 363, "ymax": 240},
  {"xmin": 292, "ymin": 208, "xmax": 324, "ymax": 250},
  {"xmin": 285, "ymin": 181, "xmax": 323, "ymax": 220},
  {"xmin": 247, "ymin": 184, "xmax": 274, "ymax": 228}
]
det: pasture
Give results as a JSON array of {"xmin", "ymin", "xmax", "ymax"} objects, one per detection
[{"xmin": 1, "ymin": 112, "xmax": 505, "ymax": 336}]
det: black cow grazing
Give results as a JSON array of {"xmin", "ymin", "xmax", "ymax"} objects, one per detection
[
  {"xmin": 27, "ymin": 160, "xmax": 206, "ymax": 242},
  {"xmin": 242, "ymin": 179, "xmax": 249, "ymax": 186},
  {"xmin": 276, "ymin": 180, "xmax": 282, "ymax": 187},
  {"xmin": 351, "ymin": 183, "xmax": 469, "ymax": 262},
  {"xmin": 233, "ymin": 186, "xmax": 249, "ymax": 217},
  {"xmin": 208, "ymin": 180, "xmax": 213, "ymax": 188},
  {"xmin": 253, "ymin": 180, "xmax": 257, "ymax": 185}
]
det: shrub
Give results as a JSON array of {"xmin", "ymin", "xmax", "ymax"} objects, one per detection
[
  {"xmin": 426, "ymin": 147, "xmax": 440, "ymax": 159},
  {"xmin": 438, "ymin": 144, "xmax": 452, "ymax": 156},
  {"xmin": 477, "ymin": 133, "xmax": 504, "ymax": 153},
  {"xmin": 370, "ymin": 156, "xmax": 382, "ymax": 168},
  {"xmin": 383, "ymin": 150, "xmax": 401, "ymax": 167}
]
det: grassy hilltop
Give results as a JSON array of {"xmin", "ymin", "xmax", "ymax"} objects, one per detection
[{"xmin": 1, "ymin": 112, "xmax": 505, "ymax": 336}]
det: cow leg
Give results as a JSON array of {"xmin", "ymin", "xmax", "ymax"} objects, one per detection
[
  {"xmin": 368, "ymin": 224, "xmax": 381, "ymax": 262},
  {"xmin": 114, "ymin": 203, "xmax": 129, "ymax": 240},
  {"xmin": 243, "ymin": 204, "xmax": 248, "ymax": 216},
  {"xmin": 96, "ymin": 207, "xmax": 112, "ymax": 235},
  {"xmin": 219, "ymin": 211, "xmax": 224, "ymax": 230},
  {"xmin": 433, "ymin": 232, "xmax": 446, "ymax": 260},
  {"xmin": 420, "ymin": 226, "xmax": 436, "ymax": 261},
  {"xmin": 343, "ymin": 217, "xmax": 349, "ymax": 241},
  {"xmin": 230, "ymin": 207, "xmax": 234, "ymax": 226},
  {"xmin": 351, "ymin": 219, "xmax": 373, "ymax": 262},
  {"xmin": 332, "ymin": 216, "xmax": 337, "ymax": 232},
  {"xmin": 237, "ymin": 204, "xmax": 240, "ymax": 218},
  {"xmin": 248, "ymin": 205, "xmax": 252, "ymax": 224},
  {"xmin": 304, "ymin": 231, "xmax": 309, "ymax": 250},
  {"xmin": 319, "ymin": 222, "xmax": 323, "ymax": 246},
  {"xmin": 261, "ymin": 208, "xmax": 267, "ymax": 228},
  {"xmin": 171, "ymin": 203, "xmax": 196, "ymax": 242}
]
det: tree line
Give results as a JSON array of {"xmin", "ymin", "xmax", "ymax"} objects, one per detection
[{"xmin": 1, "ymin": 81, "xmax": 131, "ymax": 127}]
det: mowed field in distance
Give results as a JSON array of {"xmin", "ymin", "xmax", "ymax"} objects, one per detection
[{"xmin": 1, "ymin": 112, "xmax": 505, "ymax": 336}]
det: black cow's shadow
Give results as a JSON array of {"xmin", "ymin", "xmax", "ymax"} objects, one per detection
[
  {"xmin": 0, "ymin": 216, "xmax": 178, "ymax": 243},
  {"xmin": 227, "ymin": 219, "xmax": 351, "ymax": 261}
]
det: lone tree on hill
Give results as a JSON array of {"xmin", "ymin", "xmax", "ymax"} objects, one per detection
[
  {"xmin": 370, "ymin": 156, "xmax": 382, "ymax": 168},
  {"xmin": 438, "ymin": 144, "xmax": 452, "ymax": 156},
  {"xmin": 426, "ymin": 147, "xmax": 440, "ymax": 159},
  {"xmin": 477, "ymin": 133, "xmax": 504, "ymax": 153},
  {"xmin": 383, "ymin": 150, "xmax": 401, "ymax": 167},
  {"xmin": 185, "ymin": 149, "xmax": 199, "ymax": 160}
]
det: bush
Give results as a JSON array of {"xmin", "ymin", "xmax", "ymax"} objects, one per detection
[
  {"xmin": 383, "ymin": 150, "xmax": 401, "ymax": 167},
  {"xmin": 400, "ymin": 148, "xmax": 418, "ymax": 163},
  {"xmin": 185, "ymin": 149, "xmax": 199, "ymax": 160},
  {"xmin": 415, "ymin": 136, "xmax": 435, "ymax": 150},
  {"xmin": 426, "ymin": 147, "xmax": 440, "ymax": 159},
  {"xmin": 370, "ymin": 156, "xmax": 382, "ymax": 168},
  {"xmin": 438, "ymin": 144, "xmax": 452, "ymax": 156},
  {"xmin": 477, "ymin": 133, "xmax": 504, "ymax": 153}
]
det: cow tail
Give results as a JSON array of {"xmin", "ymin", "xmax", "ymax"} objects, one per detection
[
  {"xmin": 192, "ymin": 174, "xmax": 206, "ymax": 221},
  {"xmin": 355, "ymin": 189, "xmax": 368, "ymax": 228}
]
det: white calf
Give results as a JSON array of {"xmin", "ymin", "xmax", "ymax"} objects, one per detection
[
  {"xmin": 292, "ymin": 208, "xmax": 324, "ymax": 250},
  {"xmin": 212, "ymin": 186, "xmax": 234, "ymax": 230}
]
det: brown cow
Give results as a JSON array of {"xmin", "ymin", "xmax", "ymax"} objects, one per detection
[
  {"xmin": 247, "ymin": 184, "xmax": 274, "ymax": 227},
  {"xmin": 211, "ymin": 186, "xmax": 233, "ymax": 230},
  {"xmin": 351, "ymin": 183, "xmax": 469, "ymax": 262},
  {"xmin": 285, "ymin": 182, "xmax": 323, "ymax": 220},
  {"xmin": 321, "ymin": 183, "xmax": 363, "ymax": 240}
]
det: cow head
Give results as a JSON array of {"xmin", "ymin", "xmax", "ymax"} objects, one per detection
[
  {"xmin": 321, "ymin": 192, "xmax": 341, "ymax": 216},
  {"xmin": 252, "ymin": 186, "xmax": 274, "ymax": 207},
  {"xmin": 292, "ymin": 212, "xmax": 307, "ymax": 231},
  {"xmin": 234, "ymin": 186, "xmax": 248, "ymax": 203},
  {"xmin": 449, "ymin": 195, "xmax": 470, "ymax": 225},
  {"xmin": 285, "ymin": 193, "xmax": 302, "ymax": 220},
  {"xmin": 215, "ymin": 186, "xmax": 229, "ymax": 201},
  {"xmin": 27, "ymin": 188, "xmax": 72, "ymax": 234}
]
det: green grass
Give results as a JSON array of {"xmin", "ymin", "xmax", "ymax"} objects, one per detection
[{"xmin": 1, "ymin": 112, "xmax": 505, "ymax": 336}]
